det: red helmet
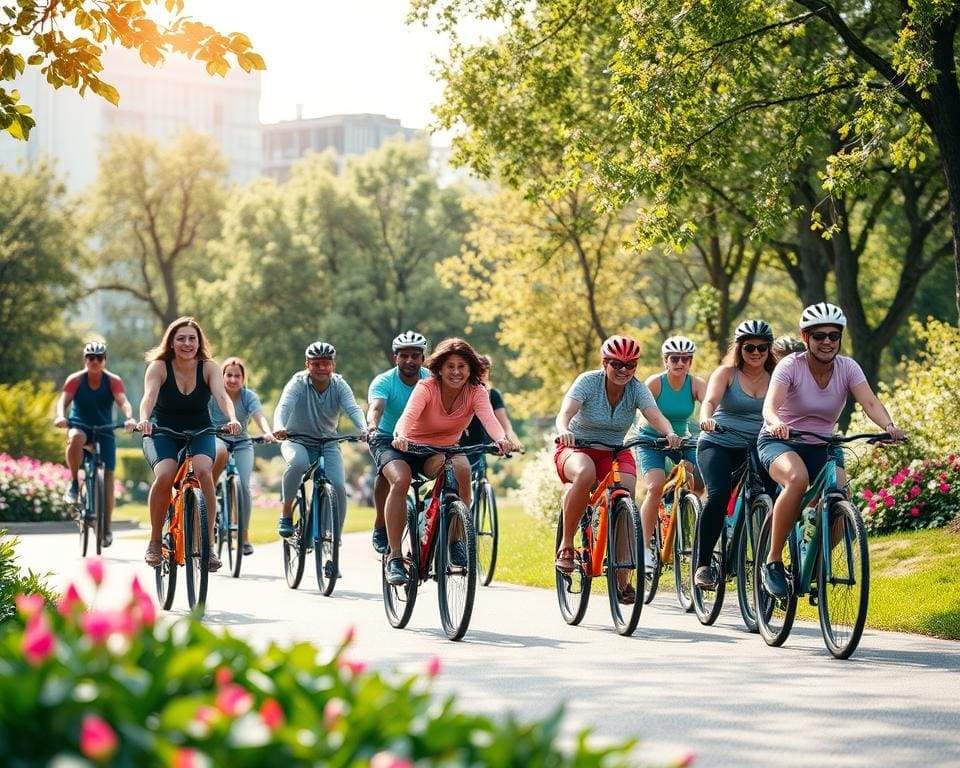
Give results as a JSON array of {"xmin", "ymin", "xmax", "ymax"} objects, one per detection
[{"xmin": 601, "ymin": 335, "xmax": 641, "ymax": 361}]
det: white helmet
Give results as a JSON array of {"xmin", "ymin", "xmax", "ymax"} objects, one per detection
[
  {"xmin": 661, "ymin": 336, "xmax": 697, "ymax": 355},
  {"xmin": 734, "ymin": 320, "xmax": 773, "ymax": 342},
  {"xmin": 305, "ymin": 341, "xmax": 336, "ymax": 359},
  {"xmin": 799, "ymin": 302, "xmax": 846, "ymax": 330},
  {"xmin": 392, "ymin": 330, "xmax": 427, "ymax": 353},
  {"xmin": 83, "ymin": 341, "xmax": 106, "ymax": 356}
]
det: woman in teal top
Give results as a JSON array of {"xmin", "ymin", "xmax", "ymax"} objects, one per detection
[{"xmin": 638, "ymin": 336, "xmax": 707, "ymax": 570}]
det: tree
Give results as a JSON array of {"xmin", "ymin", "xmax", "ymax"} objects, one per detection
[
  {"xmin": 0, "ymin": 163, "xmax": 84, "ymax": 384},
  {"xmin": 0, "ymin": 0, "xmax": 264, "ymax": 140},
  {"xmin": 86, "ymin": 131, "xmax": 227, "ymax": 330}
]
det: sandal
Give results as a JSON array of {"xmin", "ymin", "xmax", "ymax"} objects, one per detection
[
  {"xmin": 555, "ymin": 547, "xmax": 576, "ymax": 574},
  {"xmin": 144, "ymin": 540, "xmax": 162, "ymax": 567},
  {"xmin": 617, "ymin": 583, "xmax": 637, "ymax": 605}
]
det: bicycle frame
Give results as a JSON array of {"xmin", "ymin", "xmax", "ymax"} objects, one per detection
[
  {"xmin": 580, "ymin": 458, "xmax": 632, "ymax": 578},
  {"xmin": 657, "ymin": 458, "xmax": 693, "ymax": 564},
  {"xmin": 167, "ymin": 440, "xmax": 203, "ymax": 567}
]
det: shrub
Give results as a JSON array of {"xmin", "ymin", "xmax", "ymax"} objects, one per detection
[
  {"xmin": 857, "ymin": 455, "xmax": 960, "ymax": 535},
  {"xmin": 0, "ymin": 382, "xmax": 62, "ymax": 464},
  {"xmin": 516, "ymin": 446, "xmax": 564, "ymax": 527},
  {"xmin": 0, "ymin": 532, "xmax": 58, "ymax": 624},
  {"xmin": 0, "ymin": 454, "xmax": 72, "ymax": 522},
  {"xmin": 0, "ymin": 563, "xmax": 667, "ymax": 767}
]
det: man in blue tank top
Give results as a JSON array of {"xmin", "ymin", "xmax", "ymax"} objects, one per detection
[{"xmin": 54, "ymin": 340, "xmax": 137, "ymax": 547}]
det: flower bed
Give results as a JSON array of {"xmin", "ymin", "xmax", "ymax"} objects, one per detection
[
  {"xmin": 0, "ymin": 454, "xmax": 72, "ymax": 522},
  {"xmin": 857, "ymin": 454, "xmax": 960, "ymax": 535}
]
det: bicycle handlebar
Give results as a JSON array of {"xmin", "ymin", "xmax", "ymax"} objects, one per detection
[
  {"xmin": 404, "ymin": 442, "xmax": 507, "ymax": 457},
  {"xmin": 144, "ymin": 425, "xmax": 230, "ymax": 440},
  {"xmin": 282, "ymin": 433, "xmax": 361, "ymax": 446},
  {"xmin": 783, "ymin": 429, "xmax": 902, "ymax": 446},
  {"xmin": 556, "ymin": 435, "xmax": 696, "ymax": 452},
  {"xmin": 219, "ymin": 435, "xmax": 270, "ymax": 451},
  {"xmin": 66, "ymin": 419, "xmax": 130, "ymax": 433}
]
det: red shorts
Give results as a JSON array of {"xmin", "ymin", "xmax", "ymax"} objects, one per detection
[{"xmin": 554, "ymin": 443, "xmax": 637, "ymax": 484}]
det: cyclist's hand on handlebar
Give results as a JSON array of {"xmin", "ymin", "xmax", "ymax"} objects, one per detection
[
  {"xmin": 54, "ymin": 416, "xmax": 67, "ymax": 429},
  {"xmin": 665, "ymin": 432, "xmax": 682, "ymax": 449},
  {"xmin": 495, "ymin": 438, "xmax": 512, "ymax": 455},
  {"xmin": 555, "ymin": 430, "xmax": 575, "ymax": 447},
  {"xmin": 273, "ymin": 428, "xmax": 288, "ymax": 441},
  {"xmin": 259, "ymin": 430, "xmax": 276, "ymax": 443},
  {"xmin": 769, "ymin": 422, "xmax": 790, "ymax": 440},
  {"xmin": 122, "ymin": 417, "xmax": 137, "ymax": 432},
  {"xmin": 882, "ymin": 425, "xmax": 907, "ymax": 443},
  {"xmin": 699, "ymin": 418, "xmax": 716, "ymax": 432},
  {"xmin": 138, "ymin": 420, "xmax": 153, "ymax": 436},
  {"xmin": 392, "ymin": 435, "xmax": 409, "ymax": 452},
  {"xmin": 224, "ymin": 420, "xmax": 242, "ymax": 436}
]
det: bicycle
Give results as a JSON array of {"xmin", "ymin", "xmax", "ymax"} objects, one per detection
[
  {"xmin": 281, "ymin": 433, "xmax": 359, "ymax": 597},
  {"xmin": 148, "ymin": 425, "xmax": 226, "ymax": 612},
  {"xmin": 553, "ymin": 436, "xmax": 652, "ymax": 636},
  {"xmin": 470, "ymin": 452, "xmax": 501, "ymax": 586},
  {"xmin": 65, "ymin": 419, "xmax": 127, "ymax": 557},
  {"xmin": 214, "ymin": 435, "xmax": 268, "ymax": 578},
  {"xmin": 382, "ymin": 443, "xmax": 499, "ymax": 641},
  {"xmin": 754, "ymin": 431, "xmax": 891, "ymax": 659},
  {"xmin": 642, "ymin": 438, "xmax": 702, "ymax": 612},
  {"xmin": 690, "ymin": 425, "xmax": 772, "ymax": 630}
]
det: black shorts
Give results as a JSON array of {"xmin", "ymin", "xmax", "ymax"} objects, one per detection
[{"xmin": 369, "ymin": 435, "xmax": 432, "ymax": 477}]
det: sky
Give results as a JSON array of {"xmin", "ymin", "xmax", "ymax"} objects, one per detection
[{"xmin": 188, "ymin": 0, "xmax": 461, "ymax": 130}]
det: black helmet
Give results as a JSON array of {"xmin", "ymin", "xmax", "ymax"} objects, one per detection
[
  {"xmin": 734, "ymin": 320, "xmax": 774, "ymax": 342},
  {"xmin": 305, "ymin": 341, "xmax": 336, "ymax": 360}
]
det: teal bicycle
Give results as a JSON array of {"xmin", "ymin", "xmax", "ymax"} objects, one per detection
[{"xmin": 754, "ymin": 431, "xmax": 893, "ymax": 659}]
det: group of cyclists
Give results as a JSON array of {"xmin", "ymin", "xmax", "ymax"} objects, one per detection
[{"xmin": 56, "ymin": 301, "xmax": 902, "ymax": 610}]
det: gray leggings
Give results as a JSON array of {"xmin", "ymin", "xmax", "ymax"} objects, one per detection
[
  {"xmin": 281, "ymin": 440, "xmax": 348, "ymax": 536},
  {"xmin": 216, "ymin": 439, "xmax": 255, "ymax": 528}
]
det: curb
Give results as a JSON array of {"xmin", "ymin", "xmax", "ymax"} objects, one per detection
[{"xmin": 1, "ymin": 520, "xmax": 142, "ymax": 535}]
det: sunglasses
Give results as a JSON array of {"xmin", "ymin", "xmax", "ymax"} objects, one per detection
[
  {"xmin": 810, "ymin": 331, "xmax": 842, "ymax": 342},
  {"xmin": 605, "ymin": 359, "xmax": 638, "ymax": 371},
  {"xmin": 667, "ymin": 355, "xmax": 693, "ymax": 364},
  {"xmin": 85, "ymin": 354, "xmax": 105, "ymax": 361},
  {"xmin": 742, "ymin": 343, "xmax": 770, "ymax": 354}
]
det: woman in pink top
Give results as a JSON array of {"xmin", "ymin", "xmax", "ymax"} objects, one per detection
[{"xmin": 756, "ymin": 303, "xmax": 905, "ymax": 598}]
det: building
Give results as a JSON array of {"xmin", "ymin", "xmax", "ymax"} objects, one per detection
[
  {"xmin": 0, "ymin": 46, "xmax": 262, "ymax": 192},
  {"xmin": 262, "ymin": 111, "xmax": 418, "ymax": 181}
]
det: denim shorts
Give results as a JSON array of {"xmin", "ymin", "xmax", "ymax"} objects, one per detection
[
  {"xmin": 757, "ymin": 434, "xmax": 833, "ymax": 479},
  {"xmin": 369, "ymin": 435, "xmax": 432, "ymax": 477},
  {"xmin": 142, "ymin": 433, "xmax": 216, "ymax": 468}
]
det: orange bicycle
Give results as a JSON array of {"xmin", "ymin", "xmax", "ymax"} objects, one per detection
[
  {"xmin": 148, "ymin": 425, "xmax": 224, "ymax": 612},
  {"xmin": 554, "ymin": 436, "xmax": 657, "ymax": 636}
]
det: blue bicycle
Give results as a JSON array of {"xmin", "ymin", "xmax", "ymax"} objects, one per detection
[
  {"xmin": 215, "ymin": 435, "xmax": 267, "ymax": 578},
  {"xmin": 66, "ymin": 419, "xmax": 127, "ymax": 556}
]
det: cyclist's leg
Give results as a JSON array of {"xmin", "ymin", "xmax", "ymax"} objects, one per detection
[
  {"xmin": 555, "ymin": 448, "xmax": 596, "ymax": 566},
  {"xmin": 321, "ymin": 441, "xmax": 348, "ymax": 539},
  {"xmin": 211, "ymin": 438, "xmax": 228, "ymax": 485},
  {"xmin": 763, "ymin": 449, "xmax": 809, "ymax": 564},
  {"xmin": 382, "ymin": 456, "xmax": 414, "ymax": 560},
  {"xmin": 191, "ymin": 433, "xmax": 219, "ymax": 549},
  {"xmin": 145, "ymin": 458, "xmax": 177, "ymax": 562},
  {"xmin": 100, "ymin": 434, "xmax": 118, "ymax": 538},
  {"xmin": 234, "ymin": 445, "xmax": 255, "ymax": 544},
  {"xmin": 451, "ymin": 454, "xmax": 472, "ymax": 505},
  {"xmin": 279, "ymin": 441, "xmax": 311, "ymax": 520},
  {"xmin": 373, "ymin": 473, "xmax": 388, "ymax": 529},
  {"xmin": 637, "ymin": 446, "xmax": 666, "ymax": 541},
  {"xmin": 64, "ymin": 428, "xmax": 86, "ymax": 485},
  {"xmin": 695, "ymin": 443, "xmax": 739, "ymax": 581}
]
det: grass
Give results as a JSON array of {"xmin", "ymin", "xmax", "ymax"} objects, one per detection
[{"xmin": 116, "ymin": 499, "xmax": 960, "ymax": 639}]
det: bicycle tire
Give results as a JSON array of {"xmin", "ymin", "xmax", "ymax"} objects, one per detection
[
  {"xmin": 754, "ymin": 511, "xmax": 799, "ymax": 647},
  {"xmin": 437, "ymin": 499, "xmax": 477, "ymax": 641},
  {"xmin": 692, "ymin": 507, "xmax": 726, "ymax": 626},
  {"xmin": 94, "ymin": 467, "xmax": 106, "ymax": 555},
  {"xmin": 644, "ymin": 506, "xmax": 664, "ymax": 604},
  {"xmin": 606, "ymin": 497, "xmax": 644, "ymax": 635},
  {"xmin": 227, "ymin": 475, "xmax": 242, "ymax": 577},
  {"xmin": 184, "ymin": 488, "xmax": 209, "ymax": 611},
  {"xmin": 673, "ymin": 492, "xmax": 699, "ymax": 612},
  {"xmin": 283, "ymin": 488, "xmax": 307, "ymax": 589},
  {"xmin": 155, "ymin": 505, "xmax": 177, "ymax": 610},
  {"xmin": 736, "ymin": 494, "xmax": 770, "ymax": 633},
  {"xmin": 475, "ymin": 478, "xmax": 499, "ymax": 586},
  {"xmin": 554, "ymin": 506, "xmax": 592, "ymax": 625},
  {"xmin": 78, "ymin": 475, "xmax": 90, "ymax": 557},
  {"xmin": 383, "ymin": 496, "xmax": 420, "ymax": 628},
  {"xmin": 818, "ymin": 500, "xmax": 869, "ymax": 659},
  {"xmin": 314, "ymin": 483, "xmax": 340, "ymax": 597}
]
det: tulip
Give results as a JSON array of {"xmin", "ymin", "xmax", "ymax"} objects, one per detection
[
  {"xmin": 85, "ymin": 557, "xmax": 105, "ymax": 586},
  {"xmin": 79, "ymin": 714, "xmax": 118, "ymax": 761},
  {"xmin": 425, "ymin": 655, "xmax": 442, "ymax": 678},
  {"xmin": 23, "ymin": 613, "xmax": 55, "ymax": 665},
  {"xmin": 15, "ymin": 593, "xmax": 45, "ymax": 619},
  {"xmin": 260, "ymin": 698, "xmax": 285, "ymax": 730}
]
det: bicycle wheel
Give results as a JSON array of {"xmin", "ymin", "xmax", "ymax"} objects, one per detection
[
  {"xmin": 673, "ymin": 492, "xmax": 699, "ymax": 612},
  {"xmin": 818, "ymin": 500, "xmax": 869, "ymax": 659},
  {"xmin": 314, "ymin": 483, "xmax": 340, "ymax": 597},
  {"xmin": 283, "ymin": 488, "xmax": 307, "ymax": 589},
  {"xmin": 736, "ymin": 494, "xmax": 770, "ymax": 633},
  {"xmin": 643, "ymin": 507, "xmax": 664, "ymax": 605},
  {"xmin": 93, "ymin": 467, "xmax": 106, "ymax": 555},
  {"xmin": 437, "ymin": 499, "xmax": 477, "ymax": 641},
  {"xmin": 77, "ymin": 477, "xmax": 90, "ymax": 557},
  {"xmin": 692, "ymin": 507, "xmax": 726, "ymax": 626},
  {"xmin": 383, "ymin": 496, "xmax": 420, "ymax": 628},
  {"xmin": 754, "ymin": 511, "xmax": 799, "ymax": 647},
  {"xmin": 184, "ymin": 488, "xmax": 209, "ymax": 611},
  {"xmin": 606, "ymin": 497, "xmax": 644, "ymax": 635},
  {"xmin": 554, "ymin": 507, "xmax": 592, "ymax": 625},
  {"xmin": 155, "ymin": 505, "xmax": 177, "ymax": 610},
  {"xmin": 224, "ymin": 476, "xmax": 241, "ymax": 577},
  {"xmin": 475, "ymin": 478, "xmax": 499, "ymax": 586}
]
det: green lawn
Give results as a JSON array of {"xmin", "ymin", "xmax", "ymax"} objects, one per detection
[{"xmin": 116, "ymin": 499, "xmax": 960, "ymax": 639}]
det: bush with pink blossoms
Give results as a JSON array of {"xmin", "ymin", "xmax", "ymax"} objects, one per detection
[
  {"xmin": 0, "ymin": 562, "xmax": 678, "ymax": 767},
  {"xmin": 856, "ymin": 454, "xmax": 960, "ymax": 535}
]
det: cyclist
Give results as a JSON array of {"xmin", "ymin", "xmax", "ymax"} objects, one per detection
[
  {"xmin": 772, "ymin": 336, "xmax": 806, "ymax": 363},
  {"xmin": 387, "ymin": 337, "xmax": 512, "ymax": 585},
  {"xmin": 273, "ymin": 342, "xmax": 367, "ymax": 544},
  {"xmin": 758, "ymin": 303, "xmax": 905, "ymax": 598},
  {"xmin": 209, "ymin": 356, "xmax": 276, "ymax": 556},
  {"xmin": 138, "ymin": 317, "xmax": 241, "ymax": 571},
  {"xmin": 366, "ymin": 330, "xmax": 430, "ymax": 555},
  {"xmin": 460, "ymin": 354, "xmax": 523, "ymax": 462},
  {"xmin": 694, "ymin": 320, "xmax": 776, "ymax": 588},
  {"xmin": 54, "ymin": 340, "xmax": 137, "ymax": 547},
  {"xmin": 637, "ymin": 335, "xmax": 707, "ymax": 570},
  {"xmin": 554, "ymin": 335, "xmax": 680, "ymax": 586}
]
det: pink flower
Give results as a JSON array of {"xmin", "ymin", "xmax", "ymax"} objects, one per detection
[
  {"xmin": 215, "ymin": 667, "xmax": 232, "ymax": 688},
  {"xmin": 129, "ymin": 577, "xmax": 156, "ymax": 628},
  {"xmin": 910, "ymin": 507, "xmax": 920, "ymax": 517},
  {"xmin": 370, "ymin": 752, "xmax": 413, "ymax": 768},
  {"xmin": 867, "ymin": 499, "xmax": 877, "ymax": 510},
  {"xmin": 940, "ymin": 483, "xmax": 951, "ymax": 493},
  {"xmin": 172, "ymin": 747, "xmax": 201, "ymax": 768},
  {"xmin": 193, "ymin": 705, "xmax": 220, "ymax": 727},
  {"xmin": 57, "ymin": 584, "xmax": 85, "ymax": 617},
  {"xmin": 339, "ymin": 658, "xmax": 367, "ymax": 676},
  {"xmin": 79, "ymin": 714, "xmax": 118, "ymax": 761},
  {"xmin": 861, "ymin": 488, "xmax": 873, "ymax": 499},
  {"xmin": 85, "ymin": 557, "xmax": 105, "ymax": 587},
  {"xmin": 80, "ymin": 611, "xmax": 117, "ymax": 644},
  {"xmin": 342, "ymin": 624, "xmax": 356, "ymax": 644},
  {"xmin": 215, "ymin": 683, "xmax": 253, "ymax": 718},
  {"xmin": 23, "ymin": 613, "xmax": 55, "ymax": 665},
  {"xmin": 260, "ymin": 698, "xmax": 284, "ymax": 730},
  {"xmin": 425, "ymin": 655, "xmax": 442, "ymax": 678},
  {"xmin": 15, "ymin": 593, "xmax": 45, "ymax": 619},
  {"xmin": 909, "ymin": 486, "xmax": 921, "ymax": 498},
  {"xmin": 674, "ymin": 752, "xmax": 697, "ymax": 768},
  {"xmin": 884, "ymin": 496, "xmax": 895, "ymax": 507},
  {"xmin": 889, "ymin": 474, "xmax": 903, "ymax": 486},
  {"xmin": 323, "ymin": 697, "xmax": 345, "ymax": 730}
]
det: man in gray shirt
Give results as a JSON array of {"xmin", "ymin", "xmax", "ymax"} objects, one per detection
[{"xmin": 274, "ymin": 341, "xmax": 367, "ymax": 539}]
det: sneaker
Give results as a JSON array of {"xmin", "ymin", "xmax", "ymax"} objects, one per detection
[
  {"xmin": 277, "ymin": 516, "xmax": 294, "ymax": 538},
  {"xmin": 449, "ymin": 539, "xmax": 468, "ymax": 567},
  {"xmin": 617, "ymin": 583, "xmax": 637, "ymax": 605},
  {"xmin": 102, "ymin": 531, "xmax": 113, "ymax": 548},
  {"xmin": 386, "ymin": 557, "xmax": 409, "ymax": 586},
  {"xmin": 242, "ymin": 542, "xmax": 254, "ymax": 556},
  {"xmin": 371, "ymin": 526, "xmax": 388, "ymax": 555},
  {"xmin": 323, "ymin": 560, "xmax": 342, "ymax": 579},
  {"xmin": 207, "ymin": 553, "xmax": 222, "ymax": 572},
  {"xmin": 644, "ymin": 547, "xmax": 657, "ymax": 575},
  {"xmin": 761, "ymin": 561, "xmax": 790, "ymax": 598},
  {"xmin": 63, "ymin": 481, "xmax": 80, "ymax": 505},
  {"xmin": 694, "ymin": 565, "xmax": 718, "ymax": 589}
]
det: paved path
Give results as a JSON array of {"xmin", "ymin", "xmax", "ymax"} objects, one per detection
[{"xmin": 7, "ymin": 524, "xmax": 960, "ymax": 767}]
